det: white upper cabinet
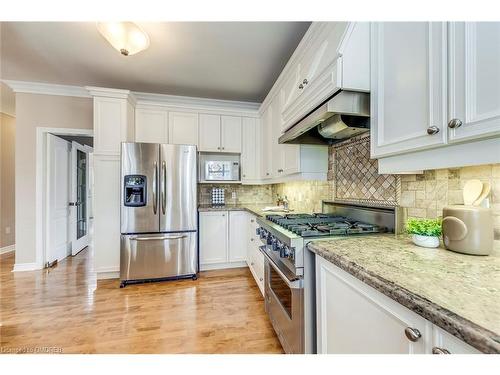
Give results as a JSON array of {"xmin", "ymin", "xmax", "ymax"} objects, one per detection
[
  {"xmin": 199, "ymin": 114, "xmax": 222, "ymax": 152},
  {"xmin": 448, "ymin": 22, "xmax": 500, "ymax": 143},
  {"xmin": 168, "ymin": 111, "xmax": 199, "ymax": 146},
  {"xmin": 241, "ymin": 117, "xmax": 259, "ymax": 182},
  {"xmin": 199, "ymin": 114, "xmax": 242, "ymax": 153},
  {"xmin": 261, "ymin": 106, "xmax": 273, "ymax": 179},
  {"xmin": 135, "ymin": 108, "xmax": 169, "ymax": 144},
  {"xmin": 221, "ymin": 116, "xmax": 242, "ymax": 153},
  {"xmin": 370, "ymin": 22, "xmax": 448, "ymax": 158}
]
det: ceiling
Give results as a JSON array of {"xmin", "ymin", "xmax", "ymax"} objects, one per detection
[{"xmin": 0, "ymin": 22, "xmax": 311, "ymax": 102}]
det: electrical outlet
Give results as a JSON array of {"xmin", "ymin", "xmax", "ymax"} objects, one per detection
[
  {"xmin": 231, "ymin": 192, "xmax": 237, "ymax": 199},
  {"xmin": 5, "ymin": 226, "xmax": 10, "ymax": 235}
]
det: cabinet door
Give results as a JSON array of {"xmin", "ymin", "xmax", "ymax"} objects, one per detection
[
  {"xmin": 370, "ymin": 22, "xmax": 447, "ymax": 158},
  {"xmin": 316, "ymin": 256, "xmax": 430, "ymax": 354},
  {"xmin": 280, "ymin": 64, "xmax": 303, "ymax": 131},
  {"xmin": 221, "ymin": 116, "xmax": 242, "ymax": 153},
  {"xmin": 168, "ymin": 111, "xmax": 199, "ymax": 146},
  {"xmin": 135, "ymin": 108, "xmax": 168, "ymax": 143},
  {"xmin": 261, "ymin": 107, "xmax": 273, "ymax": 179},
  {"xmin": 271, "ymin": 96, "xmax": 284, "ymax": 178},
  {"xmin": 199, "ymin": 114, "xmax": 221, "ymax": 152},
  {"xmin": 228, "ymin": 211, "xmax": 248, "ymax": 262},
  {"xmin": 282, "ymin": 145, "xmax": 300, "ymax": 175},
  {"xmin": 241, "ymin": 117, "xmax": 258, "ymax": 181},
  {"xmin": 431, "ymin": 326, "xmax": 481, "ymax": 354},
  {"xmin": 199, "ymin": 211, "xmax": 228, "ymax": 265},
  {"xmin": 448, "ymin": 22, "xmax": 500, "ymax": 143}
]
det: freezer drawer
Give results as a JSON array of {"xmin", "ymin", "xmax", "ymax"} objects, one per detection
[{"xmin": 120, "ymin": 231, "xmax": 197, "ymax": 284}]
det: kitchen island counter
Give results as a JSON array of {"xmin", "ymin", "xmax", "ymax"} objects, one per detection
[{"xmin": 307, "ymin": 234, "xmax": 500, "ymax": 353}]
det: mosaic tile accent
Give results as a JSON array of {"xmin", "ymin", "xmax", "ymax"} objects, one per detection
[
  {"xmin": 331, "ymin": 135, "xmax": 399, "ymax": 206},
  {"xmin": 198, "ymin": 184, "xmax": 273, "ymax": 206}
]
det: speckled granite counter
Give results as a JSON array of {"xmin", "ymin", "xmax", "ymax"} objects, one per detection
[
  {"xmin": 307, "ymin": 235, "xmax": 500, "ymax": 353},
  {"xmin": 198, "ymin": 204, "xmax": 278, "ymax": 217}
]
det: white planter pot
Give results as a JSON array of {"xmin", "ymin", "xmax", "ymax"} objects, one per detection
[{"xmin": 412, "ymin": 234, "xmax": 440, "ymax": 248}]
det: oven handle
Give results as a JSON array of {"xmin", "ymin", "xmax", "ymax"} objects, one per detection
[{"xmin": 260, "ymin": 246, "xmax": 303, "ymax": 289}]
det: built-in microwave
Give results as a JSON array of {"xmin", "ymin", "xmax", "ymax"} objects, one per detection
[{"xmin": 198, "ymin": 153, "xmax": 240, "ymax": 182}]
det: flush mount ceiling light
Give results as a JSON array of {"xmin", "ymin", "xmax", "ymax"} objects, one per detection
[{"xmin": 97, "ymin": 22, "xmax": 150, "ymax": 56}]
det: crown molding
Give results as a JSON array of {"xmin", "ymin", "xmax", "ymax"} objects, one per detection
[
  {"xmin": 2, "ymin": 80, "xmax": 91, "ymax": 98},
  {"xmin": 134, "ymin": 91, "xmax": 260, "ymax": 115}
]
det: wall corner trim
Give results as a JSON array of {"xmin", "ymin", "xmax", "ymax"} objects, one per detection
[
  {"xmin": 2, "ymin": 80, "xmax": 91, "ymax": 98},
  {"xmin": 0, "ymin": 244, "xmax": 15, "ymax": 255}
]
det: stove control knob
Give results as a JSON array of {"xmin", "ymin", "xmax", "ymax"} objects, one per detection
[
  {"xmin": 267, "ymin": 234, "xmax": 274, "ymax": 246},
  {"xmin": 279, "ymin": 244, "xmax": 287, "ymax": 257},
  {"xmin": 256, "ymin": 227, "xmax": 261, "ymax": 236},
  {"xmin": 288, "ymin": 248, "xmax": 295, "ymax": 261},
  {"xmin": 283, "ymin": 246, "xmax": 290, "ymax": 258}
]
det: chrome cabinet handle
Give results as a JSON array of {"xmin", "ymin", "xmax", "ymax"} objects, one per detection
[
  {"xmin": 130, "ymin": 235, "xmax": 187, "ymax": 241},
  {"xmin": 259, "ymin": 277, "xmax": 263, "ymax": 281},
  {"xmin": 298, "ymin": 83, "xmax": 304, "ymax": 89},
  {"xmin": 152, "ymin": 162, "xmax": 158, "ymax": 215},
  {"xmin": 303, "ymin": 78, "xmax": 308, "ymax": 85},
  {"xmin": 432, "ymin": 347, "xmax": 451, "ymax": 354},
  {"xmin": 448, "ymin": 118, "xmax": 462, "ymax": 129},
  {"xmin": 277, "ymin": 169, "xmax": 283, "ymax": 173},
  {"xmin": 427, "ymin": 126, "xmax": 440, "ymax": 135},
  {"xmin": 251, "ymin": 262, "xmax": 254, "ymax": 266},
  {"xmin": 404, "ymin": 327, "xmax": 422, "ymax": 342},
  {"xmin": 161, "ymin": 161, "xmax": 166, "ymax": 215},
  {"xmin": 250, "ymin": 219, "xmax": 254, "ymax": 223},
  {"xmin": 243, "ymin": 174, "xmax": 246, "ymax": 177},
  {"xmin": 250, "ymin": 238, "xmax": 254, "ymax": 242},
  {"xmin": 266, "ymin": 172, "xmax": 270, "ymax": 176}
]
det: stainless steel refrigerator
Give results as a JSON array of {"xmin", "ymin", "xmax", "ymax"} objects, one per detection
[{"xmin": 120, "ymin": 142, "xmax": 198, "ymax": 287}]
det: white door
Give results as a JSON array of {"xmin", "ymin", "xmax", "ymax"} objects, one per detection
[
  {"xmin": 199, "ymin": 114, "xmax": 221, "ymax": 152},
  {"xmin": 448, "ymin": 22, "xmax": 500, "ymax": 143},
  {"xmin": 135, "ymin": 108, "xmax": 168, "ymax": 143},
  {"xmin": 199, "ymin": 211, "xmax": 228, "ymax": 265},
  {"xmin": 316, "ymin": 256, "xmax": 429, "ymax": 354},
  {"xmin": 241, "ymin": 117, "xmax": 258, "ymax": 181},
  {"xmin": 168, "ymin": 111, "xmax": 199, "ymax": 146},
  {"xmin": 221, "ymin": 116, "xmax": 242, "ymax": 153},
  {"xmin": 47, "ymin": 134, "xmax": 71, "ymax": 264},
  {"xmin": 70, "ymin": 141, "xmax": 91, "ymax": 256},
  {"xmin": 370, "ymin": 22, "xmax": 448, "ymax": 158},
  {"xmin": 228, "ymin": 211, "xmax": 248, "ymax": 262}
]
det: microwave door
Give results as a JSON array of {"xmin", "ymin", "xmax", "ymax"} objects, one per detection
[
  {"xmin": 160, "ymin": 144, "xmax": 197, "ymax": 232},
  {"xmin": 121, "ymin": 142, "xmax": 160, "ymax": 234}
]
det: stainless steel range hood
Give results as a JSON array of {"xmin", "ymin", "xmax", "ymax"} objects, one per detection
[{"xmin": 279, "ymin": 91, "xmax": 370, "ymax": 145}]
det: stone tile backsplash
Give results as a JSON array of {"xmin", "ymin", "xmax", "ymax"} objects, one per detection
[
  {"xmin": 198, "ymin": 184, "xmax": 273, "ymax": 205},
  {"xmin": 272, "ymin": 180, "xmax": 332, "ymax": 213}
]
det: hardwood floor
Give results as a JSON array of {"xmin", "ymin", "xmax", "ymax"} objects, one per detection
[{"xmin": 0, "ymin": 249, "xmax": 283, "ymax": 354}]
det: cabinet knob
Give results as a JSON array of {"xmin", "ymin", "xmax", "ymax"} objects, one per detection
[
  {"xmin": 217, "ymin": 147, "xmax": 220, "ymax": 150},
  {"xmin": 266, "ymin": 173, "xmax": 270, "ymax": 176},
  {"xmin": 251, "ymin": 219, "xmax": 254, "ymax": 223},
  {"xmin": 243, "ymin": 174, "xmax": 246, "ymax": 177},
  {"xmin": 432, "ymin": 347, "xmax": 451, "ymax": 354},
  {"xmin": 303, "ymin": 78, "xmax": 309, "ymax": 85},
  {"xmin": 259, "ymin": 277, "xmax": 263, "ymax": 281},
  {"xmin": 448, "ymin": 118, "xmax": 463, "ymax": 129},
  {"xmin": 298, "ymin": 83, "xmax": 304, "ymax": 89},
  {"xmin": 250, "ymin": 238, "xmax": 254, "ymax": 242},
  {"xmin": 404, "ymin": 327, "xmax": 422, "ymax": 342},
  {"xmin": 251, "ymin": 262, "xmax": 254, "ymax": 266},
  {"xmin": 277, "ymin": 169, "xmax": 283, "ymax": 173},
  {"xmin": 426, "ymin": 126, "xmax": 440, "ymax": 135}
]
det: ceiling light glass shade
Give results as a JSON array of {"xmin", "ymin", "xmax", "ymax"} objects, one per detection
[{"xmin": 97, "ymin": 22, "xmax": 150, "ymax": 56}]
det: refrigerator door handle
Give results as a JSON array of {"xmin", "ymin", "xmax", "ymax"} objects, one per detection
[
  {"xmin": 130, "ymin": 235, "xmax": 187, "ymax": 241},
  {"xmin": 161, "ymin": 161, "xmax": 166, "ymax": 215},
  {"xmin": 152, "ymin": 161, "xmax": 158, "ymax": 215}
]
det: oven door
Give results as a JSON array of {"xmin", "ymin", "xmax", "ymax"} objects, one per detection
[{"xmin": 262, "ymin": 250, "xmax": 304, "ymax": 354}]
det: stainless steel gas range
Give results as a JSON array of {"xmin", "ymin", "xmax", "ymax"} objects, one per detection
[{"xmin": 257, "ymin": 201, "xmax": 401, "ymax": 354}]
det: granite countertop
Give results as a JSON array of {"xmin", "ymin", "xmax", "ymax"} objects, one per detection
[
  {"xmin": 307, "ymin": 234, "xmax": 500, "ymax": 353},
  {"xmin": 198, "ymin": 203, "xmax": 283, "ymax": 217}
]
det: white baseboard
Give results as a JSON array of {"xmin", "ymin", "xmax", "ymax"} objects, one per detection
[
  {"xmin": 96, "ymin": 266, "xmax": 120, "ymax": 280},
  {"xmin": 0, "ymin": 244, "xmax": 15, "ymax": 255},
  {"xmin": 13, "ymin": 262, "xmax": 42, "ymax": 272},
  {"xmin": 200, "ymin": 261, "xmax": 248, "ymax": 271}
]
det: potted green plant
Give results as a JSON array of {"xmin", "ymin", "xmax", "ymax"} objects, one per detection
[{"xmin": 406, "ymin": 218, "xmax": 442, "ymax": 248}]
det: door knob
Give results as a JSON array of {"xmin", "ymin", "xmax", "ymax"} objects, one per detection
[
  {"xmin": 427, "ymin": 126, "xmax": 440, "ymax": 135},
  {"xmin": 448, "ymin": 118, "xmax": 462, "ymax": 129},
  {"xmin": 432, "ymin": 347, "xmax": 451, "ymax": 354},
  {"xmin": 404, "ymin": 327, "xmax": 422, "ymax": 342}
]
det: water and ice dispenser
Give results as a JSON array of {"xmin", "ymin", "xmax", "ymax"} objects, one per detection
[{"xmin": 124, "ymin": 175, "xmax": 147, "ymax": 207}]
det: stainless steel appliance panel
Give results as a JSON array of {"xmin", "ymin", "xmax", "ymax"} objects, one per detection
[
  {"xmin": 160, "ymin": 144, "xmax": 197, "ymax": 232},
  {"xmin": 121, "ymin": 142, "xmax": 160, "ymax": 234},
  {"xmin": 263, "ymin": 252, "xmax": 304, "ymax": 354},
  {"xmin": 120, "ymin": 232, "xmax": 197, "ymax": 281}
]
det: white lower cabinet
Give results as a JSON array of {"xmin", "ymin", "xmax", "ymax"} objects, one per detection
[
  {"xmin": 246, "ymin": 213, "xmax": 264, "ymax": 296},
  {"xmin": 199, "ymin": 211, "xmax": 228, "ymax": 266},
  {"xmin": 316, "ymin": 256, "xmax": 482, "ymax": 354},
  {"xmin": 199, "ymin": 210, "xmax": 250, "ymax": 270}
]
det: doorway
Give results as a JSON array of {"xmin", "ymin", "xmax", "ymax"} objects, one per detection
[{"xmin": 45, "ymin": 133, "xmax": 93, "ymax": 266}]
